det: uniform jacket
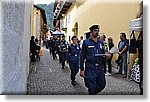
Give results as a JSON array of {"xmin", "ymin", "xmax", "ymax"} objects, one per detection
[
  {"xmin": 80, "ymin": 38, "xmax": 105, "ymax": 71},
  {"xmin": 67, "ymin": 44, "xmax": 80, "ymax": 63}
]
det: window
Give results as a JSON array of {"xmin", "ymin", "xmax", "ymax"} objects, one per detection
[
  {"xmin": 65, "ymin": 17, "xmax": 67, "ymax": 27},
  {"xmin": 68, "ymin": 14, "xmax": 70, "ymax": 23}
]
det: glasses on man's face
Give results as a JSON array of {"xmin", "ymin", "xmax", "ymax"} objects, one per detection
[{"xmin": 93, "ymin": 29, "xmax": 99, "ymax": 32}]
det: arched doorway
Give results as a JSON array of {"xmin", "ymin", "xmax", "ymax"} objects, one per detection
[{"xmin": 74, "ymin": 22, "xmax": 78, "ymax": 37}]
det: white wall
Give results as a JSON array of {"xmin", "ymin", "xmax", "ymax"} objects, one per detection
[{"xmin": 0, "ymin": 0, "xmax": 33, "ymax": 94}]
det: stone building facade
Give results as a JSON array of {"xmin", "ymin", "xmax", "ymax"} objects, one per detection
[
  {"xmin": 32, "ymin": 5, "xmax": 47, "ymax": 44},
  {"xmin": 0, "ymin": 0, "xmax": 33, "ymax": 94}
]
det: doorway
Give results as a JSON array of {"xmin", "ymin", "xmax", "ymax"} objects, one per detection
[{"xmin": 74, "ymin": 22, "xmax": 78, "ymax": 37}]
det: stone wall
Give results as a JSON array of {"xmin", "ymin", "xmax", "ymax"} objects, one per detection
[
  {"xmin": 0, "ymin": 0, "xmax": 3, "ymax": 94},
  {"xmin": 0, "ymin": 0, "xmax": 33, "ymax": 94}
]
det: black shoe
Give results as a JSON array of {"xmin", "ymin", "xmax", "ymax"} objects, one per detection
[
  {"xmin": 62, "ymin": 66, "xmax": 64, "ymax": 69},
  {"xmin": 71, "ymin": 81, "xmax": 76, "ymax": 86},
  {"xmin": 123, "ymin": 75, "xmax": 127, "ymax": 78},
  {"xmin": 115, "ymin": 72, "xmax": 122, "ymax": 74}
]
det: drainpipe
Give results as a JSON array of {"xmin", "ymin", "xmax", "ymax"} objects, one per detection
[{"xmin": 56, "ymin": 0, "xmax": 66, "ymax": 19}]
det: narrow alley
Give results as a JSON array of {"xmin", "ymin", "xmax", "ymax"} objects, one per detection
[
  {"xmin": 0, "ymin": 0, "xmax": 143, "ymax": 95},
  {"xmin": 27, "ymin": 47, "xmax": 140, "ymax": 95}
]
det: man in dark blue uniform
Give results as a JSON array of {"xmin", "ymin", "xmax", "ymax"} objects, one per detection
[
  {"xmin": 57, "ymin": 36, "xmax": 62, "ymax": 63},
  {"xmin": 48, "ymin": 37, "xmax": 53, "ymax": 55},
  {"xmin": 67, "ymin": 36, "xmax": 80, "ymax": 86},
  {"xmin": 59, "ymin": 35, "xmax": 68, "ymax": 69},
  {"xmin": 51, "ymin": 35, "xmax": 59, "ymax": 60},
  {"xmin": 80, "ymin": 25, "xmax": 110, "ymax": 95}
]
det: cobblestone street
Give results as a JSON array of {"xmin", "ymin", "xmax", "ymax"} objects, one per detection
[{"xmin": 27, "ymin": 47, "xmax": 140, "ymax": 95}]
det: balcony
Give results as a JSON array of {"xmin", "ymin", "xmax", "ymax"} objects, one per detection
[
  {"xmin": 54, "ymin": 0, "xmax": 75, "ymax": 19},
  {"xmin": 60, "ymin": 20, "xmax": 67, "ymax": 31}
]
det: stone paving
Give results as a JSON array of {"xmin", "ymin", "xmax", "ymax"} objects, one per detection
[{"xmin": 27, "ymin": 47, "xmax": 140, "ymax": 95}]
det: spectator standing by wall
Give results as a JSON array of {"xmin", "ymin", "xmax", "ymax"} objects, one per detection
[
  {"xmin": 30, "ymin": 36, "xmax": 36, "ymax": 62},
  {"xmin": 117, "ymin": 32, "xmax": 129, "ymax": 78},
  {"xmin": 105, "ymin": 37, "xmax": 114, "ymax": 75}
]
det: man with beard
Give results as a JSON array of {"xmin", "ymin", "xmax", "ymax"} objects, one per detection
[
  {"xmin": 117, "ymin": 32, "xmax": 129, "ymax": 78},
  {"xmin": 80, "ymin": 25, "xmax": 110, "ymax": 95}
]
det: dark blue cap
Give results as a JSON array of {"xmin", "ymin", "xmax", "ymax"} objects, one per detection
[{"xmin": 89, "ymin": 25, "xmax": 100, "ymax": 31}]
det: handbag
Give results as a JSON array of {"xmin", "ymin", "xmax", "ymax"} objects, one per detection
[
  {"xmin": 39, "ymin": 48, "xmax": 43, "ymax": 57},
  {"xmin": 130, "ymin": 63, "xmax": 140, "ymax": 83},
  {"xmin": 129, "ymin": 31, "xmax": 137, "ymax": 54}
]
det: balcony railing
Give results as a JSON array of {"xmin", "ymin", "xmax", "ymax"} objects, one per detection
[{"xmin": 60, "ymin": 20, "xmax": 67, "ymax": 31}]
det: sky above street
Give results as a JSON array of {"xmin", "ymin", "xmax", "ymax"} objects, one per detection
[{"xmin": 34, "ymin": 0, "xmax": 55, "ymax": 4}]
